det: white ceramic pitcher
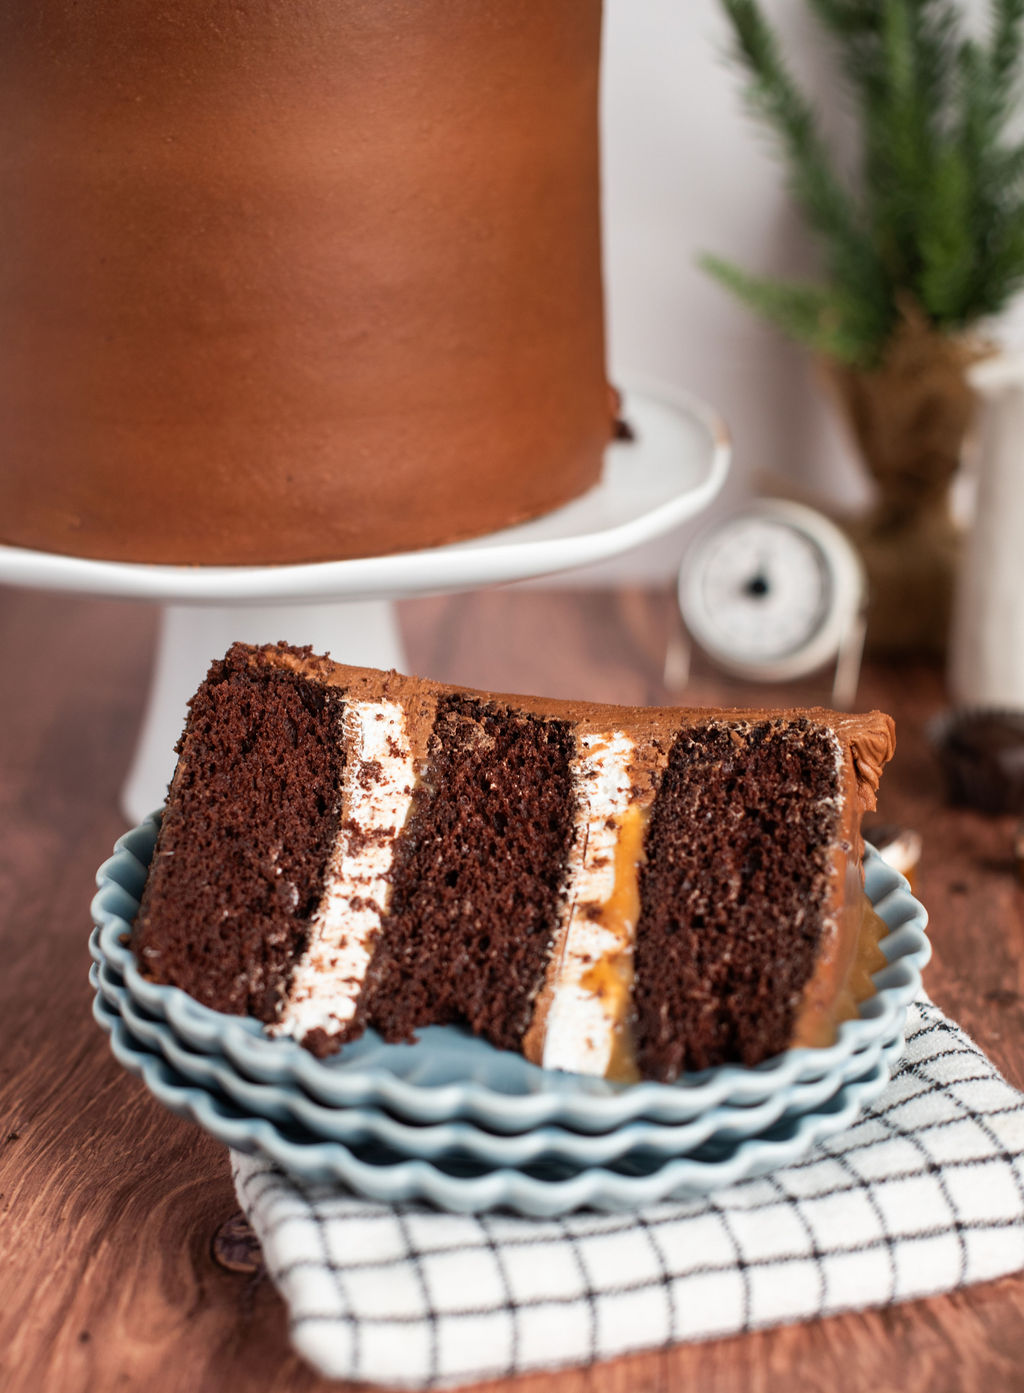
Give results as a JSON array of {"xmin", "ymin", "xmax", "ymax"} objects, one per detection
[{"xmin": 948, "ymin": 355, "xmax": 1024, "ymax": 708}]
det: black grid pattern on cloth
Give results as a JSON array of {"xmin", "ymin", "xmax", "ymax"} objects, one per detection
[{"xmin": 232, "ymin": 998, "xmax": 1024, "ymax": 1390}]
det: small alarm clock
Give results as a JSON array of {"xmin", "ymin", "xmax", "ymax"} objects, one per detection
[{"xmin": 676, "ymin": 500, "xmax": 867, "ymax": 705}]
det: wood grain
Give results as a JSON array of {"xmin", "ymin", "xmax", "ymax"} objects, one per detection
[{"xmin": 0, "ymin": 584, "xmax": 1021, "ymax": 1393}]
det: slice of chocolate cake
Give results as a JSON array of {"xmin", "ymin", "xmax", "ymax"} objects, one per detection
[{"xmin": 133, "ymin": 643, "xmax": 895, "ymax": 1082}]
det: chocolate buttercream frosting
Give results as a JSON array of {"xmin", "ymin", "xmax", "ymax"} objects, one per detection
[{"xmin": 0, "ymin": 1, "xmax": 611, "ymax": 565}]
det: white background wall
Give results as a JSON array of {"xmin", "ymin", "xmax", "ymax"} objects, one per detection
[{"xmin": 577, "ymin": 0, "xmax": 1024, "ymax": 584}]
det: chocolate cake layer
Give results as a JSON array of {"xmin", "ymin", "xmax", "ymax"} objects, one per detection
[
  {"xmin": 358, "ymin": 695, "xmax": 578, "ymax": 1052},
  {"xmin": 633, "ymin": 719, "xmax": 841, "ymax": 1080},
  {"xmin": 134, "ymin": 649, "xmax": 345, "ymax": 1019}
]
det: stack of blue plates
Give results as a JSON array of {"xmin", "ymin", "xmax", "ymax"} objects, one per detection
[{"xmin": 91, "ymin": 816, "xmax": 930, "ymax": 1216}]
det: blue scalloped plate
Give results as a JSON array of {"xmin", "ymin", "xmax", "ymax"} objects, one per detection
[
  {"xmin": 91, "ymin": 951, "xmax": 906, "ymax": 1166},
  {"xmin": 92, "ymin": 813, "xmax": 930, "ymax": 1135},
  {"xmin": 92, "ymin": 986, "xmax": 899, "ymax": 1216}
]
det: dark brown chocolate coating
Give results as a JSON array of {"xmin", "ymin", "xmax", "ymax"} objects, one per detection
[
  {"xmin": 0, "ymin": 1, "xmax": 609, "ymax": 564},
  {"xmin": 935, "ymin": 710, "xmax": 1024, "ymax": 815}
]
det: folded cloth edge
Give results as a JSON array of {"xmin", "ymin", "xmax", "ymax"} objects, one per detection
[{"xmin": 233, "ymin": 997, "xmax": 1024, "ymax": 1390}]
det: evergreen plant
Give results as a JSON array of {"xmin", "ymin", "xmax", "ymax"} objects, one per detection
[{"xmin": 704, "ymin": 0, "xmax": 1024, "ymax": 367}]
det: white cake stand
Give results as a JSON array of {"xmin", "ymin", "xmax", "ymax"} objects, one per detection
[{"xmin": 0, "ymin": 385, "xmax": 729, "ymax": 820}]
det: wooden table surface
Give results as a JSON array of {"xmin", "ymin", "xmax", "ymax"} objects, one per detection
[{"xmin": 1, "ymin": 584, "xmax": 1023, "ymax": 1393}]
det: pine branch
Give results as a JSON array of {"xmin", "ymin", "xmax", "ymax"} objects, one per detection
[
  {"xmin": 917, "ymin": 143, "xmax": 975, "ymax": 322},
  {"xmin": 867, "ymin": 1, "xmax": 929, "ymax": 282},
  {"xmin": 987, "ymin": 136, "xmax": 1024, "ymax": 197},
  {"xmin": 719, "ymin": 0, "xmax": 888, "ymax": 312},
  {"xmin": 969, "ymin": 195, "xmax": 1024, "ymax": 315},
  {"xmin": 805, "ymin": 1, "xmax": 884, "ymax": 41},
  {"xmin": 948, "ymin": 16, "xmax": 1024, "ymax": 323},
  {"xmin": 706, "ymin": 0, "xmax": 1024, "ymax": 360},
  {"xmin": 700, "ymin": 255, "xmax": 882, "ymax": 363},
  {"xmin": 989, "ymin": 0, "xmax": 1024, "ymax": 102},
  {"xmin": 951, "ymin": 37, "xmax": 995, "ymax": 321},
  {"xmin": 809, "ymin": 1, "xmax": 958, "ymax": 120},
  {"xmin": 813, "ymin": 1, "xmax": 961, "ymax": 292}
]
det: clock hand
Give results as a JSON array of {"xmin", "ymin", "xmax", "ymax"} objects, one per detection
[{"xmin": 744, "ymin": 565, "xmax": 770, "ymax": 599}]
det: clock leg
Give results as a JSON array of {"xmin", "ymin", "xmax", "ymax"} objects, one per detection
[
  {"xmin": 832, "ymin": 611, "xmax": 867, "ymax": 710},
  {"xmin": 663, "ymin": 621, "xmax": 692, "ymax": 694}
]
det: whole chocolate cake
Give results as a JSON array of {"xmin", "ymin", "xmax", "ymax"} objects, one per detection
[
  {"xmin": 0, "ymin": 1, "xmax": 611, "ymax": 565},
  {"xmin": 133, "ymin": 644, "xmax": 895, "ymax": 1083}
]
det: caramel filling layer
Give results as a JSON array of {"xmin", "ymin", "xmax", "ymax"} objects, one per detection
[
  {"xmin": 577, "ymin": 802, "xmax": 647, "ymax": 1084},
  {"xmin": 539, "ymin": 733, "xmax": 648, "ymax": 1081}
]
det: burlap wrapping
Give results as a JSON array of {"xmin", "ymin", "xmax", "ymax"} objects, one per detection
[{"xmin": 820, "ymin": 310, "xmax": 986, "ymax": 657}]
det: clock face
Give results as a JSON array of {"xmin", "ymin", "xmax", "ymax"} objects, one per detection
[
  {"xmin": 678, "ymin": 501, "xmax": 865, "ymax": 683},
  {"xmin": 696, "ymin": 517, "xmax": 832, "ymax": 661}
]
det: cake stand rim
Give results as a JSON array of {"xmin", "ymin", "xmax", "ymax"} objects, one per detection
[{"xmin": 0, "ymin": 382, "xmax": 729, "ymax": 606}]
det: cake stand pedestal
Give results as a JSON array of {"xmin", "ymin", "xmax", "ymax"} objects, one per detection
[{"xmin": 0, "ymin": 386, "xmax": 729, "ymax": 822}]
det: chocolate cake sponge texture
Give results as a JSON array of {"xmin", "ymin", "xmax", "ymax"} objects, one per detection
[{"xmin": 133, "ymin": 644, "xmax": 895, "ymax": 1083}]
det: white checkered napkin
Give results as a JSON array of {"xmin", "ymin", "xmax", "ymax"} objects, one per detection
[{"xmin": 232, "ymin": 998, "xmax": 1024, "ymax": 1390}]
